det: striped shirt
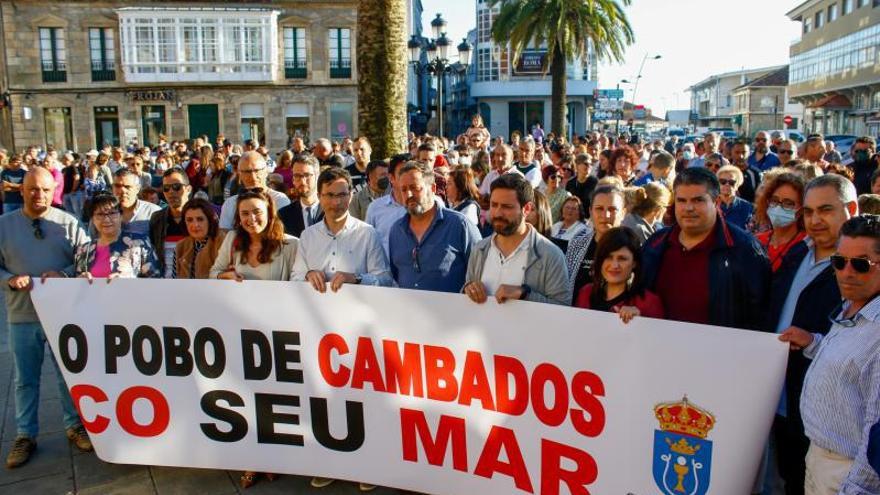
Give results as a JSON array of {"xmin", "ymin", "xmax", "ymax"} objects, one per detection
[{"xmin": 801, "ymin": 295, "xmax": 880, "ymax": 494}]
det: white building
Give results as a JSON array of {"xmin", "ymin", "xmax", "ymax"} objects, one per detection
[{"xmin": 468, "ymin": 0, "xmax": 598, "ymax": 140}]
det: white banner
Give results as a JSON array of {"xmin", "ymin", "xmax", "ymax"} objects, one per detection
[{"xmin": 32, "ymin": 279, "xmax": 787, "ymax": 495}]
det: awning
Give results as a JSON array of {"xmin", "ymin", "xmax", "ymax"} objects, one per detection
[
  {"xmin": 866, "ymin": 112, "xmax": 880, "ymax": 124},
  {"xmin": 808, "ymin": 94, "xmax": 852, "ymax": 109}
]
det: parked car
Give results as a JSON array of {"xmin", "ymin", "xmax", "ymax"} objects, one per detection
[{"xmin": 766, "ymin": 129, "xmax": 805, "ymax": 143}]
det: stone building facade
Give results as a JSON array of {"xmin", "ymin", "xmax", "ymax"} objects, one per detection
[{"xmin": 0, "ymin": 0, "xmax": 360, "ymax": 152}]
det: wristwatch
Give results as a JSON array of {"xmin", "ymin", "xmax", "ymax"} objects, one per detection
[{"xmin": 519, "ymin": 284, "xmax": 531, "ymax": 300}]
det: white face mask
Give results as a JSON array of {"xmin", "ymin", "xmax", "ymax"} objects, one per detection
[
  {"xmin": 683, "ymin": 151, "xmax": 695, "ymax": 160},
  {"xmin": 767, "ymin": 205, "xmax": 798, "ymax": 228}
]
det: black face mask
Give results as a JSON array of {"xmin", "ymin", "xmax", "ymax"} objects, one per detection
[
  {"xmin": 377, "ymin": 177, "xmax": 390, "ymax": 190},
  {"xmin": 853, "ymin": 150, "xmax": 871, "ymax": 163}
]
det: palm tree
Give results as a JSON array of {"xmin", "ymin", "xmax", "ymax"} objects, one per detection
[
  {"xmin": 490, "ymin": 0, "xmax": 634, "ymax": 137},
  {"xmin": 357, "ymin": 0, "xmax": 409, "ymax": 158}
]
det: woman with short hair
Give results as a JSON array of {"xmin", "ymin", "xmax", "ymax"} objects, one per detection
[
  {"xmin": 74, "ymin": 192, "xmax": 160, "ymax": 280},
  {"xmin": 446, "ymin": 167, "xmax": 481, "ymax": 228},
  {"xmin": 542, "ymin": 165, "xmax": 571, "ymax": 222},
  {"xmin": 551, "ymin": 196, "xmax": 588, "ymax": 241},
  {"xmin": 716, "ymin": 164, "xmax": 753, "ymax": 230},
  {"xmin": 753, "ymin": 172, "xmax": 807, "ymax": 272}
]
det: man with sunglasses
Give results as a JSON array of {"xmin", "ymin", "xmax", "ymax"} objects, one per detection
[
  {"xmin": 748, "ymin": 131, "xmax": 782, "ymax": 172},
  {"xmin": 0, "ymin": 168, "xmax": 92, "ymax": 468},
  {"xmin": 767, "ymin": 174, "xmax": 857, "ymax": 495},
  {"xmin": 780, "ymin": 215, "xmax": 880, "ymax": 495},
  {"xmin": 777, "ymin": 139, "xmax": 799, "ymax": 164},
  {"xmin": 388, "ymin": 161, "xmax": 480, "ymax": 293},
  {"xmin": 149, "ymin": 168, "xmax": 192, "ymax": 278}
]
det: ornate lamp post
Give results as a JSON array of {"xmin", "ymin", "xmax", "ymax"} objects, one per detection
[{"xmin": 408, "ymin": 14, "xmax": 472, "ymax": 138}]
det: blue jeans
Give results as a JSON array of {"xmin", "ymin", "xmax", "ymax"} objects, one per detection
[{"xmin": 9, "ymin": 321, "xmax": 81, "ymax": 438}]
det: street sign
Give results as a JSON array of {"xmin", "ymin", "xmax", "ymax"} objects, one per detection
[
  {"xmin": 783, "ymin": 115, "xmax": 793, "ymax": 126},
  {"xmin": 597, "ymin": 99, "xmax": 622, "ymax": 110},
  {"xmin": 597, "ymin": 89, "xmax": 624, "ymax": 99}
]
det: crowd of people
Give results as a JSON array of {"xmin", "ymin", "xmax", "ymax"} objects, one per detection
[{"xmin": 1, "ymin": 117, "xmax": 880, "ymax": 494}]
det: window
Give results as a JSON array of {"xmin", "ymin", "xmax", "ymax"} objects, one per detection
[
  {"xmin": 141, "ymin": 106, "xmax": 166, "ymax": 147},
  {"xmin": 330, "ymin": 102, "xmax": 353, "ymax": 140},
  {"xmin": 286, "ymin": 103, "xmax": 310, "ymax": 142},
  {"xmin": 804, "ymin": 18, "xmax": 812, "ymax": 34},
  {"xmin": 815, "ymin": 10, "xmax": 824, "ymax": 28},
  {"xmin": 843, "ymin": 0, "xmax": 853, "ymax": 14},
  {"xmin": 828, "ymin": 3, "xmax": 838, "ymax": 21},
  {"xmin": 89, "ymin": 28, "xmax": 115, "ymax": 81},
  {"xmin": 118, "ymin": 9, "xmax": 278, "ymax": 83},
  {"xmin": 858, "ymin": 0, "xmax": 868, "ymax": 7},
  {"xmin": 477, "ymin": 47, "xmax": 498, "ymax": 81},
  {"xmin": 94, "ymin": 107, "xmax": 120, "ymax": 148},
  {"xmin": 328, "ymin": 28, "xmax": 351, "ymax": 78},
  {"xmin": 283, "ymin": 27, "xmax": 307, "ymax": 79},
  {"xmin": 789, "ymin": 24, "xmax": 880, "ymax": 84},
  {"xmin": 240, "ymin": 104, "xmax": 265, "ymax": 145},
  {"xmin": 39, "ymin": 28, "xmax": 66, "ymax": 83},
  {"xmin": 44, "ymin": 107, "xmax": 73, "ymax": 150}
]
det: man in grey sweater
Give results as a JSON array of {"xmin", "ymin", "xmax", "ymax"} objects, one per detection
[
  {"xmin": 463, "ymin": 174, "xmax": 571, "ymax": 306},
  {"xmin": 0, "ymin": 167, "xmax": 92, "ymax": 468}
]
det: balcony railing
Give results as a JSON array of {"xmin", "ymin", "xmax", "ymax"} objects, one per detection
[
  {"xmin": 92, "ymin": 69, "xmax": 116, "ymax": 82},
  {"xmin": 330, "ymin": 59, "xmax": 351, "ymax": 79},
  {"xmin": 284, "ymin": 60, "xmax": 307, "ymax": 79},
  {"xmin": 42, "ymin": 70, "xmax": 67, "ymax": 83}
]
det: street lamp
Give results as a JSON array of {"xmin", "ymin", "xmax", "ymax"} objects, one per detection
[
  {"xmin": 408, "ymin": 13, "xmax": 472, "ymax": 138},
  {"xmin": 615, "ymin": 79, "xmax": 634, "ymax": 134},
  {"xmin": 630, "ymin": 54, "xmax": 661, "ymax": 112}
]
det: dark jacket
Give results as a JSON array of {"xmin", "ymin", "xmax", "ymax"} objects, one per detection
[
  {"xmin": 278, "ymin": 200, "xmax": 324, "ymax": 238},
  {"xmin": 765, "ymin": 240, "xmax": 839, "ymax": 429},
  {"xmin": 149, "ymin": 208, "xmax": 176, "ymax": 276},
  {"xmin": 642, "ymin": 219, "xmax": 771, "ymax": 331}
]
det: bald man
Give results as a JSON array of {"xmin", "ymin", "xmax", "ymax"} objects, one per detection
[
  {"xmin": 218, "ymin": 151, "xmax": 291, "ymax": 231},
  {"xmin": 0, "ymin": 168, "xmax": 93, "ymax": 468}
]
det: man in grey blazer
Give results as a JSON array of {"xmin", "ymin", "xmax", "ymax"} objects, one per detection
[{"xmin": 462, "ymin": 174, "xmax": 570, "ymax": 306}]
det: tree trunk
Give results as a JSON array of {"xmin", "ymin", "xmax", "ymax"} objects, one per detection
[
  {"xmin": 357, "ymin": 0, "xmax": 408, "ymax": 158},
  {"xmin": 550, "ymin": 43, "xmax": 567, "ymax": 139}
]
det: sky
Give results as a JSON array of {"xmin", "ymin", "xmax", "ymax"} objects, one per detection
[{"xmin": 420, "ymin": 0, "xmax": 804, "ymax": 117}]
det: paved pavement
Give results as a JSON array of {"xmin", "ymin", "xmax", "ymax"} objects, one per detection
[{"xmin": 0, "ymin": 293, "xmax": 406, "ymax": 495}]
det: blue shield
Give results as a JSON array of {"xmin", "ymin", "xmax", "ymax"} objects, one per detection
[{"xmin": 652, "ymin": 430, "xmax": 713, "ymax": 495}]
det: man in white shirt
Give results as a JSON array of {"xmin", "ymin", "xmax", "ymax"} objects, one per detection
[
  {"xmin": 218, "ymin": 152, "xmax": 291, "ymax": 232},
  {"xmin": 514, "ymin": 137, "xmax": 544, "ymax": 189},
  {"xmin": 463, "ymin": 174, "xmax": 570, "ymax": 306},
  {"xmin": 292, "ymin": 167, "xmax": 391, "ymax": 291},
  {"xmin": 478, "ymin": 144, "xmax": 523, "ymax": 197}
]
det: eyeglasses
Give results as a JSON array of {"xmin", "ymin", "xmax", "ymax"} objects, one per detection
[
  {"xmin": 830, "ymin": 254, "xmax": 879, "ymax": 274},
  {"xmin": 778, "ymin": 149, "xmax": 793, "ymax": 155},
  {"xmin": 162, "ymin": 183, "xmax": 186, "ymax": 193},
  {"xmin": 718, "ymin": 178, "xmax": 737, "ymax": 187},
  {"xmin": 828, "ymin": 299, "xmax": 858, "ymax": 328},
  {"xmin": 411, "ymin": 246, "xmax": 421, "ymax": 273},
  {"xmin": 292, "ymin": 173, "xmax": 315, "ymax": 180},
  {"xmin": 94, "ymin": 210, "xmax": 121, "ymax": 221},
  {"xmin": 768, "ymin": 198, "xmax": 798, "ymax": 210},
  {"xmin": 32, "ymin": 218, "xmax": 43, "ymax": 240}
]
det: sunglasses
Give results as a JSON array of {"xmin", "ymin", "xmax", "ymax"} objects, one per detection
[
  {"xmin": 778, "ymin": 149, "xmax": 793, "ymax": 155},
  {"xmin": 830, "ymin": 254, "xmax": 878, "ymax": 274},
  {"xmin": 163, "ymin": 183, "xmax": 186, "ymax": 193},
  {"xmin": 718, "ymin": 178, "xmax": 737, "ymax": 186},
  {"xmin": 755, "ymin": 138, "xmax": 767, "ymax": 142},
  {"xmin": 32, "ymin": 218, "xmax": 43, "ymax": 240}
]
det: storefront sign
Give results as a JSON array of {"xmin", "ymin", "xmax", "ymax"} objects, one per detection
[
  {"xmin": 130, "ymin": 90, "xmax": 175, "ymax": 102},
  {"xmin": 513, "ymin": 50, "xmax": 548, "ymax": 75}
]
